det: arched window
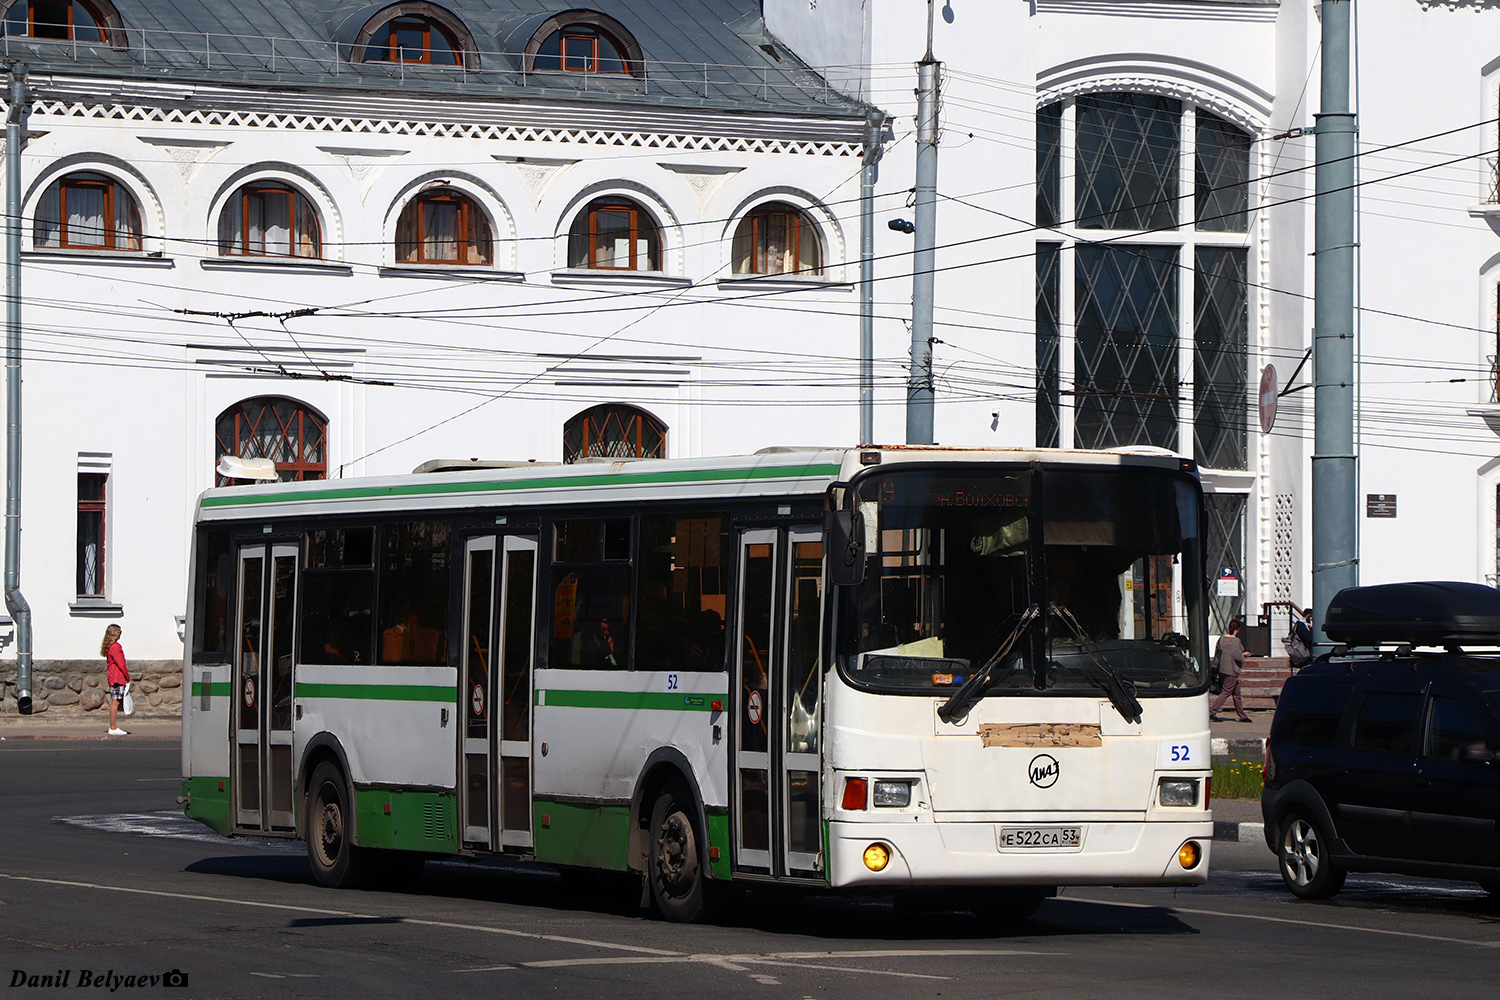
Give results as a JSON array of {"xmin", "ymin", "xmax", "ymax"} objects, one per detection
[
  {"xmin": 732, "ymin": 203, "xmax": 822, "ymax": 276},
  {"xmin": 363, "ymin": 15, "xmax": 458, "ymax": 64},
  {"xmin": 215, "ymin": 397, "xmax": 327, "ymax": 486},
  {"xmin": 396, "ymin": 188, "xmax": 492, "ymax": 264},
  {"xmin": 568, "ymin": 198, "xmax": 660, "ymax": 271},
  {"xmin": 563, "ymin": 404, "xmax": 666, "ymax": 464},
  {"xmin": 2, "ymin": 1, "xmax": 108, "ymax": 42},
  {"xmin": 35, "ymin": 171, "xmax": 141, "ymax": 251},
  {"xmin": 350, "ymin": 3, "xmax": 476, "ymax": 67},
  {"xmin": 1034, "ymin": 95, "xmax": 1253, "ymax": 469},
  {"xmin": 526, "ymin": 10, "xmax": 642, "ymax": 76},
  {"xmin": 217, "ymin": 182, "xmax": 321, "ymax": 258}
]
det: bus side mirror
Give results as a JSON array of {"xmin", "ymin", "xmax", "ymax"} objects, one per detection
[{"xmin": 826, "ymin": 507, "xmax": 865, "ymax": 587}]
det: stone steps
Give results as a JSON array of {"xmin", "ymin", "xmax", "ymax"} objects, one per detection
[{"xmin": 1235, "ymin": 656, "xmax": 1294, "ymax": 710}]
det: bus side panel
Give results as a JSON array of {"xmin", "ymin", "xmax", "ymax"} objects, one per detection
[
  {"xmin": 532, "ymin": 668, "xmax": 727, "ymax": 870},
  {"xmin": 294, "ymin": 664, "xmax": 458, "ymax": 810},
  {"xmin": 183, "ymin": 664, "xmax": 232, "ymax": 836},
  {"xmin": 353, "ymin": 787, "xmax": 459, "ymax": 853}
]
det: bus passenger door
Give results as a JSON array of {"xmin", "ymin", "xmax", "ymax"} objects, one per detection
[
  {"xmin": 734, "ymin": 528, "xmax": 826, "ymax": 877},
  {"xmin": 461, "ymin": 537, "xmax": 497, "ymax": 848},
  {"xmin": 734, "ymin": 530, "xmax": 777, "ymax": 871},
  {"xmin": 781, "ymin": 531, "xmax": 824, "ymax": 877},
  {"xmin": 497, "ymin": 536, "xmax": 538, "ymax": 850},
  {"xmin": 233, "ymin": 542, "xmax": 298, "ymax": 832}
]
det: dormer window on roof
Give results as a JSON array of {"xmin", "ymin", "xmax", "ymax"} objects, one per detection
[
  {"xmin": 1, "ymin": 0, "xmax": 120, "ymax": 44},
  {"xmin": 351, "ymin": 3, "xmax": 476, "ymax": 68},
  {"xmin": 526, "ymin": 11, "xmax": 642, "ymax": 77}
]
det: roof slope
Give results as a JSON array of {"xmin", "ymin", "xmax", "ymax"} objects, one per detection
[{"xmin": 0, "ymin": 0, "xmax": 866, "ymax": 117}]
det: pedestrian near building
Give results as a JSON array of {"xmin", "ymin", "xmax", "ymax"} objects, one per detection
[
  {"xmin": 103, "ymin": 624, "xmax": 129, "ymax": 736},
  {"xmin": 1210, "ymin": 618, "xmax": 1251, "ymax": 723}
]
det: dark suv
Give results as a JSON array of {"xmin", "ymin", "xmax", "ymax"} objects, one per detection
[{"xmin": 1261, "ymin": 581, "xmax": 1500, "ymax": 899}]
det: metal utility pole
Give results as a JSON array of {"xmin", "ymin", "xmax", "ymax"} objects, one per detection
[
  {"xmin": 4, "ymin": 68, "xmax": 32, "ymax": 713},
  {"xmin": 906, "ymin": 2, "xmax": 940, "ymax": 445},
  {"xmin": 1311, "ymin": 0, "xmax": 1358, "ymax": 635},
  {"xmin": 860, "ymin": 109, "xmax": 886, "ymax": 445}
]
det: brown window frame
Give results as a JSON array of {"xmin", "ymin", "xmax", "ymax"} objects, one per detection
[
  {"xmin": 219, "ymin": 183, "xmax": 321, "ymax": 259},
  {"xmin": 563, "ymin": 403, "xmax": 667, "ymax": 464},
  {"xmin": 76, "ymin": 472, "xmax": 107, "ymax": 598},
  {"xmin": 371, "ymin": 15, "xmax": 459, "ymax": 64},
  {"xmin": 734, "ymin": 203, "xmax": 821, "ymax": 276},
  {"xmin": 396, "ymin": 189, "xmax": 493, "ymax": 265},
  {"xmin": 570, "ymin": 199, "xmax": 661, "ymax": 272},
  {"xmin": 11, "ymin": 0, "xmax": 106, "ymax": 42},
  {"xmin": 215, "ymin": 397, "xmax": 328, "ymax": 487},
  {"xmin": 36, "ymin": 172, "xmax": 141, "ymax": 251}
]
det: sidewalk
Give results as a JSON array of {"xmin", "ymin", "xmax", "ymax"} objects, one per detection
[{"xmin": 0, "ymin": 714, "xmax": 180, "ymax": 740}]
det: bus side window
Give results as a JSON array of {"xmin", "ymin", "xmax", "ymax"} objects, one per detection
[
  {"xmin": 550, "ymin": 519, "xmax": 633, "ymax": 670},
  {"xmin": 636, "ymin": 514, "xmax": 729, "ymax": 672},
  {"xmin": 300, "ymin": 527, "xmax": 374, "ymax": 666},
  {"xmin": 376, "ymin": 521, "xmax": 450, "ymax": 666}
]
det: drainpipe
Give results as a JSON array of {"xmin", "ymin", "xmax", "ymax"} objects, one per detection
[
  {"xmin": 859, "ymin": 108, "xmax": 886, "ymax": 445},
  {"xmin": 5, "ymin": 69, "xmax": 32, "ymax": 714}
]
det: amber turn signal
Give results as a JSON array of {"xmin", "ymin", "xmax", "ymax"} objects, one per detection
[
  {"xmin": 1178, "ymin": 841, "xmax": 1202, "ymax": 869},
  {"xmin": 842, "ymin": 777, "xmax": 868, "ymax": 811},
  {"xmin": 863, "ymin": 843, "xmax": 890, "ymax": 871}
]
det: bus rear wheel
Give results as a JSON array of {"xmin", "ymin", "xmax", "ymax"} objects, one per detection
[
  {"xmin": 306, "ymin": 761, "xmax": 372, "ymax": 889},
  {"xmin": 648, "ymin": 783, "xmax": 709, "ymax": 923}
]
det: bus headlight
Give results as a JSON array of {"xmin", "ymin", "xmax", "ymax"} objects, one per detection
[
  {"xmin": 863, "ymin": 843, "xmax": 891, "ymax": 871},
  {"xmin": 1158, "ymin": 778, "xmax": 1199, "ymax": 807},
  {"xmin": 1177, "ymin": 841, "xmax": 1202, "ymax": 869},
  {"xmin": 872, "ymin": 780, "xmax": 912, "ymax": 807}
]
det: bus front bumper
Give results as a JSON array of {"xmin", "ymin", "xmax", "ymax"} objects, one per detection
[{"xmin": 827, "ymin": 818, "xmax": 1213, "ymax": 889}]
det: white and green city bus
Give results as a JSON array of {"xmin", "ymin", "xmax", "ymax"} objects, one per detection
[{"xmin": 180, "ymin": 446, "xmax": 1213, "ymax": 921}]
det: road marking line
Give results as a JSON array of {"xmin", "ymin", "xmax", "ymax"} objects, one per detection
[
  {"xmin": 517, "ymin": 954, "xmax": 947, "ymax": 980},
  {"xmin": 1064, "ymin": 894, "xmax": 1500, "ymax": 948},
  {"xmin": 0, "ymin": 873, "xmax": 681, "ymax": 957}
]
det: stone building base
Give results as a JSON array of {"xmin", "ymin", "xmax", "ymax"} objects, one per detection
[{"xmin": 0, "ymin": 659, "xmax": 183, "ymax": 718}]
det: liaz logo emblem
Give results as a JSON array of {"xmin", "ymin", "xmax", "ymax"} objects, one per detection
[{"xmin": 1028, "ymin": 753, "xmax": 1060, "ymax": 788}]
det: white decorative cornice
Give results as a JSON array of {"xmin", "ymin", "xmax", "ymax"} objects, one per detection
[
  {"xmin": 1037, "ymin": 53, "xmax": 1273, "ymax": 129},
  {"xmin": 658, "ymin": 163, "xmax": 744, "ymax": 215},
  {"xmin": 492, "ymin": 155, "xmax": 580, "ymax": 209},
  {"xmin": 316, "ymin": 145, "xmax": 410, "ymax": 202},
  {"xmin": 31, "ymin": 100, "xmax": 859, "ymax": 157},
  {"xmin": 136, "ymin": 135, "xmax": 232, "ymax": 184}
]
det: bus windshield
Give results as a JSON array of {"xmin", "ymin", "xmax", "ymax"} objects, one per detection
[{"xmin": 837, "ymin": 464, "xmax": 1206, "ymax": 698}]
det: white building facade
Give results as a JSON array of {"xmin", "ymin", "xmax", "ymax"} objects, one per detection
[
  {"xmin": 765, "ymin": 0, "xmax": 1500, "ymax": 636},
  {"xmin": 0, "ymin": 0, "xmax": 872, "ymax": 688}
]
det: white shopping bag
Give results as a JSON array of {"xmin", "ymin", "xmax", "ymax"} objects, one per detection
[{"xmin": 122, "ymin": 684, "xmax": 136, "ymax": 717}]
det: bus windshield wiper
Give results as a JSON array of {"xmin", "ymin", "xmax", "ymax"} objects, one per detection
[
  {"xmin": 937, "ymin": 604, "xmax": 1039, "ymax": 723},
  {"xmin": 1048, "ymin": 604, "xmax": 1143, "ymax": 723}
]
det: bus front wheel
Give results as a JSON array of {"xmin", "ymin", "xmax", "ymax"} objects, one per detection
[
  {"xmin": 306, "ymin": 761, "xmax": 372, "ymax": 889},
  {"xmin": 648, "ymin": 783, "xmax": 709, "ymax": 922}
]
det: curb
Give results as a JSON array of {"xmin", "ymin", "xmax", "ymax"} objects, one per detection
[{"xmin": 1213, "ymin": 820, "xmax": 1265, "ymax": 843}]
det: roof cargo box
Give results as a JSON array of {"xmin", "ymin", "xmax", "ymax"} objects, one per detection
[{"xmin": 1323, "ymin": 581, "xmax": 1500, "ymax": 647}]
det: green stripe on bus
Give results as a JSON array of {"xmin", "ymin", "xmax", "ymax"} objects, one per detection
[
  {"xmin": 296, "ymin": 683, "xmax": 455, "ymax": 703},
  {"xmin": 200, "ymin": 462, "xmax": 843, "ymax": 509},
  {"xmin": 535, "ymin": 689, "xmax": 724, "ymax": 712},
  {"xmin": 189, "ymin": 682, "xmax": 232, "ymax": 698}
]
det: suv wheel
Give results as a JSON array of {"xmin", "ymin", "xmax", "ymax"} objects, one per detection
[{"xmin": 1277, "ymin": 812, "xmax": 1346, "ymax": 899}]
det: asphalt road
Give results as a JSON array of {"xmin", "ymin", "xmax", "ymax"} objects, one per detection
[{"xmin": 2, "ymin": 739, "xmax": 1498, "ymax": 1000}]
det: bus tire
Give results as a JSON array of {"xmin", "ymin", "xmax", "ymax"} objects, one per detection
[
  {"xmin": 306, "ymin": 761, "xmax": 372, "ymax": 889},
  {"xmin": 648, "ymin": 782, "xmax": 709, "ymax": 923}
]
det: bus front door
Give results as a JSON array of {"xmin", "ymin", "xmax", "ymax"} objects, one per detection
[
  {"xmin": 232, "ymin": 542, "xmax": 298, "ymax": 832},
  {"xmin": 461, "ymin": 534, "xmax": 538, "ymax": 851},
  {"xmin": 733, "ymin": 528, "xmax": 824, "ymax": 878}
]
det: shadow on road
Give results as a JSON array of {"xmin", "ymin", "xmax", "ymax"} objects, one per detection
[{"xmin": 182, "ymin": 852, "xmax": 1204, "ymax": 941}]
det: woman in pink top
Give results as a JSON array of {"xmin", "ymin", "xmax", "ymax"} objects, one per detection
[{"xmin": 102, "ymin": 624, "xmax": 129, "ymax": 735}]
